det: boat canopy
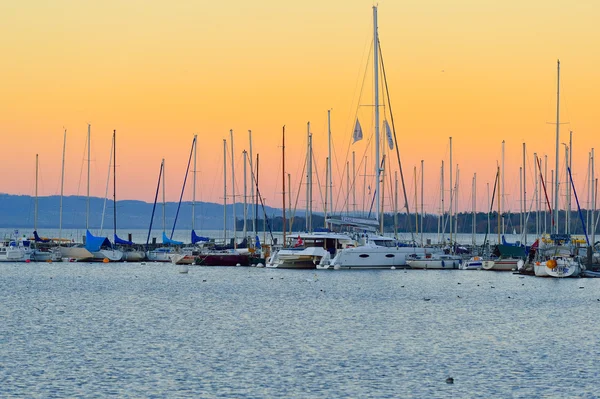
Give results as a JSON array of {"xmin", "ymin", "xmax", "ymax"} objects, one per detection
[
  {"xmin": 115, "ymin": 234, "xmax": 134, "ymax": 246},
  {"xmin": 85, "ymin": 230, "xmax": 112, "ymax": 252},
  {"xmin": 33, "ymin": 231, "xmax": 51, "ymax": 243},
  {"xmin": 162, "ymin": 231, "xmax": 183, "ymax": 246},
  {"xmin": 192, "ymin": 230, "xmax": 209, "ymax": 244}
]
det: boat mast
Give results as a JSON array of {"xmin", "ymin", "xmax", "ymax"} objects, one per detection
[
  {"xmin": 308, "ymin": 131, "xmax": 313, "ymax": 231},
  {"xmin": 421, "ymin": 160, "xmax": 424, "ymax": 247},
  {"xmin": 501, "ymin": 140, "xmax": 505, "ymax": 236},
  {"xmin": 306, "ymin": 122, "xmax": 310, "ymax": 231},
  {"xmin": 472, "ymin": 173, "xmax": 476, "ymax": 247},
  {"xmin": 230, "ymin": 130, "xmax": 237, "ymax": 248},
  {"xmin": 282, "ymin": 125, "xmax": 286, "ymax": 246},
  {"xmin": 449, "ymin": 137, "xmax": 453, "ymax": 245},
  {"xmin": 347, "ymin": 161, "xmax": 350, "ymax": 215},
  {"xmin": 564, "ymin": 143, "xmax": 569, "ymax": 234},
  {"xmin": 59, "ymin": 130, "xmax": 66, "ymax": 242},
  {"xmin": 534, "ymin": 153, "xmax": 539, "ymax": 238},
  {"xmin": 35, "ymin": 154, "xmax": 38, "ymax": 232},
  {"xmin": 100, "ymin": 132, "xmax": 114, "ymax": 235},
  {"xmin": 86, "ymin": 123, "xmax": 91, "ymax": 231},
  {"xmin": 325, "ymin": 110, "xmax": 332, "ymax": 223},
  {"xmin": 193, "ymin": 134, "xmax": 197, "ymax": 231},
  {"xmin": 592, "ymin": 148, "xmax": 596, "ymax": 246},
  {"xmin": 497, "ymin": 164, "xmax": 501, "ymax": 245},
  {"xmin": 455, "ymin": 166, "xmax": 459, "ymax": 239},
  {"xmin": 568, "ymin": 131, "xmax": 572, "ymax": 233},
  {"xmin": 162, "ymin": 159, "xmax": 166, "ymax": 234},
  {"xmin": 523, "ymin": 142, "xmax": 527, "ymax": 243},
  {"xmin": 441, "ymin": 160, "xmax": 445, "ymax": 244},
  {"xmin": 223, "ymin": 139, "xmax": 227, "ymax": 245},
  {"xmin": 288, "ymin": 173, "xmax": 292, "ymax": 235},
  {"xmin": 394, "ymin": 171, "xmax": 398, "ymax": 239},
  {"xmin": 373, "ymin": 5, "xmax": 381, "ymax": 226},
  {"xmin": 414, "ymin": 166, "xmax": 418, "ymax": 238},
  {"xmin": 243, "ymin": 150, "xmax": 247, "ymax": 241},
  {"xmin": 353, "ymin": 151, "xmax": 357, "ymax": 215},
  {"xmin": 249, "ymin": 130, "xmax": 256, "ymax": 237},
  {"xmin": 554, "ymin": 59, "xmax": 560, "ymax": 234},
  {"xmin": 113, "ymin": 130, "xmax": 117, "ymax": 242}
]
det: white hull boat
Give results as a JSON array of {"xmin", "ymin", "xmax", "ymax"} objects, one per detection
[
  {"xmin": 483, "ymin": 258, "xmax": 520, "ymax": 271},
  {"xmin": 318, "ymin": 242, "xmax": 433, "ymax": 269},
  {"xmin": 93, "ymin": 248, "xmax": 124, "ymax": 262},
  {"xmin": 407, "ymin": 254, "xmax": 462, "ymax": 269},
  {"xmin": 59, "ymin": 246, "xmax": 94, "ymax": 261},
  {"xmin": 267, "ymin": 232, "xmax": 354, "ymax": 269},
  {"xmin": 460, "ymin": 257, "xmax": 485, "ymax": 270},
  {"xmin": 535, "ymin": 257, "xmax": 581, "ymax": 278}
]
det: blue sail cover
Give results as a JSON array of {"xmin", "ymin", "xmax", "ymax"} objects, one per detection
[
  {"xmin": 115, "ymin": 234, "xmax": 133, "ymax": 246},
  {"xmin": 162, "ymin": 231, "xmax": 183, "ymax": 245},
  {"xmin": 85, "ymin": 230, "xmax": 112, "ymax": 252},
  {"xmin": 191, "ymin": 230, "xmax": 209, "ymax": 244},
  {"xmin": 33, "ymin": 230, "xmax": 50, "ymax": 243},
  {"xmin": 255, "ymin": 235, "xmax": 261, "ymax": 248}
]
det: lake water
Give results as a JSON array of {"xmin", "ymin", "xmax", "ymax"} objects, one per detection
[{"xmin": 1, "ymin": 262, "xmax": 599, "ymax": 398}]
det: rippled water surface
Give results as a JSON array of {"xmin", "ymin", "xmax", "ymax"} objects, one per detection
[{"xmin": 2, "ymin": 263, "xmax": 600, "ymax": 398}]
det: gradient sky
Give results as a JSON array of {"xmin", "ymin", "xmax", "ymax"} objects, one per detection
[{"xmin": 1, "ymin": 0, "xmax": 599, "ymax": 216}]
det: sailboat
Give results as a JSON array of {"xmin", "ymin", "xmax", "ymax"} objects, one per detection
[
  {"xmin": 110, "ymin": 130, "xmax": 144, "ymax": 261},
  {"xmin": 316, "ymin": 6, "xmax": 433, "ymax": 270},
  {"xmin": 57, "ymin": 128, "xmax": 94, "ymax": 262},
  {"xmin": 29, "ymin": 154, "xmax": 62, "ymax": 262},
  {"xmin": 82, "ymin": 125, "xmax": 123, "ymax": 262},
  {"xmin": 146, "ymin": 159, "xmax": 179, "ymax": 262}
]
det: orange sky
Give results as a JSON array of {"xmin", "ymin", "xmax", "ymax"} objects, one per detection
[{"xmin": 1, "ymin": 0, "xmax": 599, "ymax": 216}]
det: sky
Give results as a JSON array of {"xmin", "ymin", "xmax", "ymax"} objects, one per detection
[{"xmin": 1, "ymin": 0, "xmax": 599, "ymax": 217}]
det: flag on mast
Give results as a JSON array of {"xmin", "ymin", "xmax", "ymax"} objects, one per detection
[
  {"xmin": 352, "ymin": 119, "xmax": 363, "ymax": 143},
  {"xmin": 384, "ymin": 120, "xmax": 394, "ymax": 150}
]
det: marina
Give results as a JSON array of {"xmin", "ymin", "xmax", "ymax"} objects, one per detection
[{"xmin": 3, "ymin": 1, "xmax": 600, "ymax": 397}]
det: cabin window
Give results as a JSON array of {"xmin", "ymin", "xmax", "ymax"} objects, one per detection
[
  {"xmin": 359, "ymin": 254, "xmax": 369, "ymax": 258},
  {"xmin": 385, "ymin": 254, "xmax": 395, "ymax": 258}
]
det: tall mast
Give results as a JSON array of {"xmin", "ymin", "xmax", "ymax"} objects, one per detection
[
  {"xmin": 100, "ymin": 132, "xmax": 114, "ymax": 235},
  {"xmin": 113, "ymin": 130, "xmax": 116, "ymax": 241},
  {"xmin": 352, "ymin": 151, "xmax": 356, "ymax": 215},
  {"xmin": 59, "ymin": 130, "xmax": 66, "ymax": 241},
  {"xmin": 306, "ymin": 122, "xmax": 310, "ymax": 231},
  {"xmin": 324, "ymin": 158, "xmax": 329, "ymax": 228},
  {"xmin": 568, "ymin": 131, "xmax": 572, "ymax": 233},
  {"xmin": 288, "ymin": 173, "xmax": 292, "ymax": 234},
  {"xmin": 282, "ymin": 125, "xmax": 286, "ymax": 246},
  {"xmin": 472, "ymin": 173, "xmax": 476, "ymax": 247},
  {"xmin": 35, "ymin": 154, "xmax": 38, "ymax": 232},
  {"xmin": 554, "ymin": 59, "xmax": 560, "ymax": 234},
  {"xmin": 394, "ymin": 171, "xmax": 398, "ymax": 239},
  {"xmin": 455, "ymin": 166, "xmax": 459, "ymax": 238},
  {"xmin": 449, "ymin": 137, "xmax": 453, "ymax": 244},
  {"xmin": 501, "ymin": 140, "xmax": 505, "ymax": 235},
  {"xmin": 243, "ymin": 150, "xmax": 247, "ymax": 241},
  {"xmin": 308, "ymin": 132, "xmax": 313, "ymax": 231},
  {"xmin": 230, "ymin": 130, "xmax": 236, "ymax": 248},
  {"xmin": 497, "ymin": 164, "xmax": 501, "ymax": 245},
  {"xmin": 326, "ymin": 110, "xmax": 332, "ymax": 221},
  {"xmin": 564, "ymin": 143, "xmax": 569, "ymax": 234},
  {"xmin": 373, "ymin": 5, "xmax": 381, "ymax": 225},
  {"xmin": 86, "ymin": 123, "xmax": 91, "ymax": 230},
  {"xmin": 592, "ymin": 148, "xmax": 596, "ymax": 246},
  {"xmin": 249, "ymin": 130, "xmax": 256, "ymax": 236},
  {"xmin": 441, "ymin": 160, "xmax": 445, "ymax": 243},
  {"xmin": 523, "ymin": 142, "xmax": 526, "ymax": 243},
  {"xmin": 421, "ymin": 160, "xmax": 424, "ymax": 247},
  {"xmin": 162, "ymin": 159, "xmax": 166, "ymax": 233},
  {"xmin": 535, "ymin": 153, "xmax": 539, "ymax": 238},
  {"xmin": 223, "ymin": 139, "xmax": 227, "ymax": 244},
  {"xmin": 414, "ymin": 166, "xmax": 418, "ymax": 237},
  {"xmin": 192, "ymin": 134, "xmax": 197, "ymax": 231}
]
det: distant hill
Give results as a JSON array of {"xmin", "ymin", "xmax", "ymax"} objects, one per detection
[{"xmin": 0, "ymin": 193, "xmax": 283, "ymax": 230}]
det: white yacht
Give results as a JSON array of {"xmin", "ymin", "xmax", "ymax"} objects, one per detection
[
  {"xmin": 318, "ymin": 234, "xmax": 435, "ymax": 269},
  {"xmin": 267, "ymin": 232, "xmax": 354, "ymax": 269},
  {"xmin": 0, "ymin": 239, "xmax": 31, "ymax": 262}
]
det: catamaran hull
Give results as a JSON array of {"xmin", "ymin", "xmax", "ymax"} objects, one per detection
[{"xmin": 320, "ymin": 247, "xmax": 429, "ymax": 269}]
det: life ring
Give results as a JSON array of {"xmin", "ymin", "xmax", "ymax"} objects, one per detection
[{"xmin": 546, "ymin": 259, "xmax": 557, "ymax": 268}]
